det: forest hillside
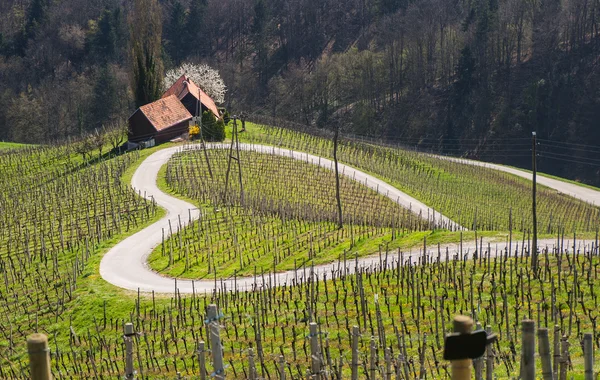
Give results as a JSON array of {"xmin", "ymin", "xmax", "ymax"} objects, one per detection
[{"xmin": 0, "ymin": 0, "xmax": 599, "ymax": 183}]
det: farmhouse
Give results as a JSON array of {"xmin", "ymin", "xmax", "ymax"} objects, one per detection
[
  {"xmin": 162, "ymin": 74, "xmax": 220, "ymax": 119},
  {"xmin": 128, "ymin": 94, "xmax": 193, "ymax": 144},
  {"xmin": 128, "ymin": 75, "xmax": 221, "ymax": 143}
]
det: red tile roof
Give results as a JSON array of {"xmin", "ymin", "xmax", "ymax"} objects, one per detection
[
  {"xmin": 139, "ymin": 95, "xmax": 193, "ymax": 131},
  {"xmin": 162, "ymin": 74, "xmax": 221, "ymax": 118}
]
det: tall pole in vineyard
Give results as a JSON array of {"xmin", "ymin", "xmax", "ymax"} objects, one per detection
[
  {"xmin": 532, "ymin": 131, "xmax": 538, "ymax": 273},
  {"xmin": 234, "ymin": 116, "xmax": 244, "ymax": 206},
  {"xmin": 333, "ymin": 124, "xmax": 343, "ymax": 229},
  {"xmin": 196, "ymin": 95, "xmax": 213, "ymax": 179}
]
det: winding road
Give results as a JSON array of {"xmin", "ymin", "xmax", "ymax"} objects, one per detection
[{"xmin": 99, "ymin": 143, "xmax": 599, "ymax": 294}]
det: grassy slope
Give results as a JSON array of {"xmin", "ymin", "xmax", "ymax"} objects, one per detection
[
  {"xmin": 237, "ymin": 123, "xmax": 600, "ymax": 234},
  {"xmin": 1, "ymin": 128, "xmax": 599, "ymax": 377},
  {"xmin": 0, "ymin": 141, "xmax": 29, "ymax": 150}
]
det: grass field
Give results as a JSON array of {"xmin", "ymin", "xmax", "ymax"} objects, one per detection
[
  {"xmin": 1, "ymin": 125, "xmax": 600, "ymax": 378},
  {"xmin": 0, "ymin": 141, "xmax": 29, "ymax": 150}
]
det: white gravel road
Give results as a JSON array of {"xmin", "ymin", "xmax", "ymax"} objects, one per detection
[{"xmin": 99, "ymin": 143, "xmax": 599, "ymax": 294}]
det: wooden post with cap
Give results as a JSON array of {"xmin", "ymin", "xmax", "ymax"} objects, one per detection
[
  {"xmin": 27, "ymin": 333, "xmax": 52, "ymax": 380},
  {"xmin": 124, "ymin": 322, "xmax": 135, "ymax": 379},
  {"xmin": 451, "ymin": 315, "xmax": 473, "ymax": 380}
]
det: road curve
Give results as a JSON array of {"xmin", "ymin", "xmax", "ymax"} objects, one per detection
[
  {"xmin": 100, "ymin": 143, "xmax": 460, "ymax": 294},
  {"xmin": 100, "ymin": 143, "xmax": 596, "ymax": 294}
]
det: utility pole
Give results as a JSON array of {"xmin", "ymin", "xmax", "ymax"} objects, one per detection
[
  {"xmin": 196, "ymin": 97, "xmax": 213, "ymax": 179},
  {"xmin": 532, "ymin": 131, "xmax": 538, "ymax": 273},
  {"xmin": 333, "ymin": 125, "xmax": 343, "ymax": 229},
  {"xmin": 224, "ymin": 116, "xmax": 236, "ymax": 204}
]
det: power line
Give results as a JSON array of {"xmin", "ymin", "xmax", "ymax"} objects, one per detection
[{"xmin": 538, "ymin": 153, "xmax": 600, "ymax": 167}]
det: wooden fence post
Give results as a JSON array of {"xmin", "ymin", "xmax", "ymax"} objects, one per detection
[
  {"xmin": 310, "ymin": 322, "xmax": 322, "ymax": 379},
  {"xmin": 207, "ymin": 304, "xmax": 225, "ymax": 379},
  {"xmin": 559, "ymin": 335, "xmax": 569, "ymax": 380},
  {"xmin": 485, "ymin": 326, "xmax": 494, "ymax": 380},
  {"xmin": 584, "ymin": 333, "xmax": 594, "ymax": 380},
  {"xmin": 474, "ymin": 322, "xmax": 484, "ymax": 380},
  {"xmin": 248, "ymin": 347, "xmax": 256, "ymax": 380},
  {"xmin": 123, "ymin": 323, "xmax": 135, "ymax": 379},
  {"xmin": 538, "ymin": 328, "xmax": 554, "ymax": 380},
  {"xmin": 553, "ymin": 326, "xmax": 561, "ymax": 377},
  {"xmin": 27, "ymin": 333, "xmax": 52, "ymax": 380},
  {"xmin": 198, "ymin": 341, "xmax": 206, "ymax": 380},
  {"xmin": 279, "ymin": 354, "xmax": 286, "ymax": 380},
  {"xmin": 384, "ymin": 347, "xmax": 392, "ymax": 380},
  {"xmin": 520, "ymin": 320, "xmax": 535, "ymax": 380},
  {"xmin": 451, "ymin": 316, "xmax": 473, "ymax": 380},
  {"xmin": 351, "ymin": 326, "xmax": 359, "ymax": 380},
  {"xmin": 369, "ymin": 336, "xmax": 377, "ymax": 380}
]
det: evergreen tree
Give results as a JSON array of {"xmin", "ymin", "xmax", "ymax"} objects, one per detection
[
  {"xmin": 201, "ymin": 111, "xmax": 225, "ymax": 141},
  {"xmin": 14, "ymin": 0, "xmax": 49, "ymax": 56},
  {"xmin": 130, "ymin": 0, "xmax": 164, "ymax": 107},
  {"xmin": 91, "ymin": 9, "xmax": 118, "ymax": 61},
  {"xmin": 166, "ymin": 1, "xmax": 187, "ymax": 64},
  {"xmin": 185, "ymin": 0, "xmax": 208, "ymax": 57},
  {"xmin": 252, "ymin": 0, "xmax": 268, "ymax": 96},
  {"xmin": 91, "ymin": 66, "xmax": 120, "ymax": 129}
]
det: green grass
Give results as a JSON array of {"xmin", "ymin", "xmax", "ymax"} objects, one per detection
[
  {"xmin": 0, "ymin": 141, "xmax": 29, "ymax": 150},
  {"xmin": 2, "ymin": 125, "xmax": 600, "ymax": 378}
]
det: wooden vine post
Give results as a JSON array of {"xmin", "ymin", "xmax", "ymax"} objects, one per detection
[
  {"xmin": 537, "ymin": 328, "xmax": 553, "ymax": 380},
  {"xmin": 520, "ymin": 320, "xmax": 535, "ymax": 380},
  {"xmin": 583, "ymin": 333, "xmax": 594, "ymax": 380},
  {"xmin": 198, "ymin": 341, "xmax": 206, "ymax": 380},
  {"xmin": 351, "ymin": 326, "xmax": 359, "ymax": 380},
  {"xmin": 207, "ymin": 304, "xmax": 225, "ymax": 379},
  {"xmin": 27, "ymin": 333, "xmax": 52, "ymax": 380},
  {"xmin": 124, "ymin": 323, "xmax": 136, "ymax": 379},
  {"xmin": 309, "ymin": 322, "xmax": 322, "ymax": 379},
  {"xmin": 451, "ymin": 316, "xmax": 473, "ymax": 380}
]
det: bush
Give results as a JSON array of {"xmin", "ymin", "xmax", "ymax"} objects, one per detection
[{"xmin": 201, "ymin": 111, "xmax": 225, "ymax": 141}]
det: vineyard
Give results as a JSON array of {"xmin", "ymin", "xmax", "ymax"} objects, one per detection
[
  {"xmin": 239, "ymin": 122, "xmax": 600, "ymax": 234},
  {"xmin": 150, "ymin": 147, "xmax": 429, "ymax": 278},
  {"xmin": 2, "ymin": 124, "xmax": 600, "ymax": 378}
]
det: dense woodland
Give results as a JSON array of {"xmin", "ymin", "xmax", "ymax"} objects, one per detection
[{"xmin": 0, "ymin": 0, "xmax": 599, "ymax": 183}]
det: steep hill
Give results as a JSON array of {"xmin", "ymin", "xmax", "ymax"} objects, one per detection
[{"xmin": 0, "ymin": 0, "xmax": 599, "ymax": 183}]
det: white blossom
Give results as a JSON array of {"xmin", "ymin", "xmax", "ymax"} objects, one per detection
[{"xmin": 164, "ymin": 62, "xmax": 226, "ymax": 104}]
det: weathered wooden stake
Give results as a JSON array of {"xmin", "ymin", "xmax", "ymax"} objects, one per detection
[
  {"xmin": 451, "ymin": 316, "xmax": 473, "ymax": 380},
  {"xmin": 474, "ymin": 322, "xmax": 484, "ymax": 380},
  {"xmin": 553, "ymin": 325, "xmax": 561, "ymax": 377},
  {"xmin": 248, "ymin": 347, "xmax": 257, "ymax": 380},
  {"xmin": 520, "ymin": 320, "xmax": 535, "ymax": 380},
  {"xmin": 198, "ymin": 341, "xmax": 206, "ymax": 380},
  {"xmin": 559, "ymin": 335, "xmax": 569, "ymax": 380},
  {"xmin": 279, "ymin": 354, "xmax": 286, "ymax": 380},
  {"xmin": 538, "ymin": 328, "xmax": 554, "ymax": 380},
  {"xmin": 485, "ymin": 326, "xmax": 494, "ymax": 380},
  {"xmin": 310, "ymin": 322, "xmax": 322, "ymax": 378},
  {"xmin": 385, "ymin": 347, "xmax": 392, "ymax": 380},
  {"xmin": 124, "ymin": 323, "xmax": 135, "ymax": 379},
  {"xmin": 27, "ymin": 333, "xmax": 52, "ymax": 380},
  {"xmin": 351, "ymin": 326, "xmax": 359, "ymax": 380},
  {"xmin": 584, "ymin": 333, "xmax": 594, "ymax": 380},
  {"xmin": 207, "ymin": 304, "xmax": 225, "ymax": 379},
  {"xmin": 370, "ymin": 336, "xmax": 377, "ymax": 380}
]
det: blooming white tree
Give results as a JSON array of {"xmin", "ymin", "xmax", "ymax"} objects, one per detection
[{"xmin": 163, "ymin": 62, "xmax": 226, "ymax": 104}]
